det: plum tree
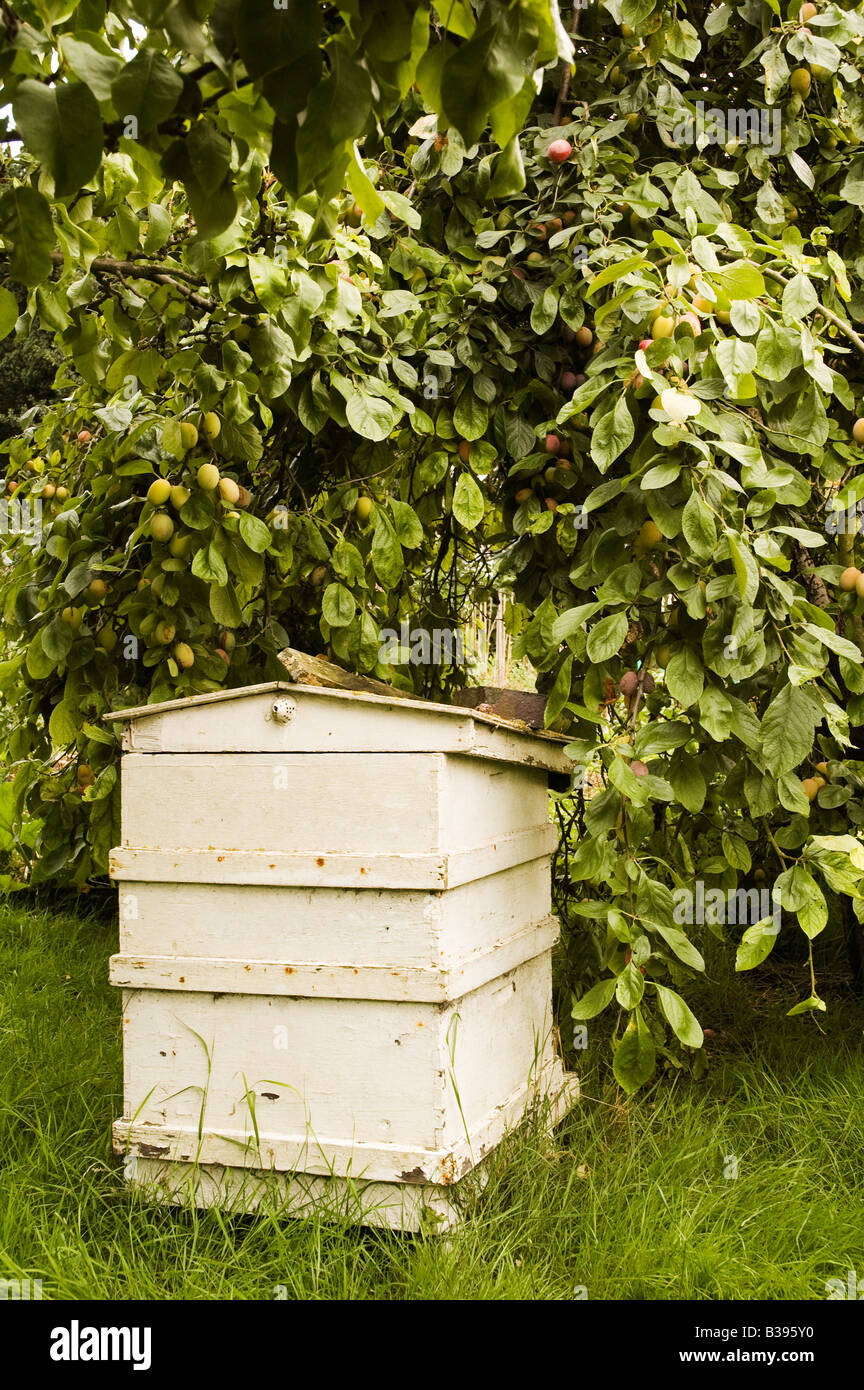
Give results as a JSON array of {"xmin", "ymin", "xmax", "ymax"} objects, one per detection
[{"xmin": 1, "ymin": 0, "xmax": 864, "ymax": 1094}]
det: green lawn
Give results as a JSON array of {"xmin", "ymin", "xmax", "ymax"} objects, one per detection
[{"xmin": 2, "ymin": 896, "xmax": 864, "ymax": 1301}]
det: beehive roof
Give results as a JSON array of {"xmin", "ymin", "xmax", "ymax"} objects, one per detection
[{"xmin": 104, "ymin": 681, "xmax": 573, "ymax": 775}]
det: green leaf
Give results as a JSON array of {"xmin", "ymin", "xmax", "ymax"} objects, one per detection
[
  {"xmin": 439, "ymin": 14, "xmax": 536, "ymax": 148},
  {"xmin": 591, "ymin": 395, "xmax": 634, "ymax": 473},
  {"xmin": 586, "ymin": 611, "xmax": 628, "ymax": 663},
  {"xmin": 782, "ymin": 272, "xmax": 818, "ymax": 321},
  {"xmin": 296, "ymin": 49, "xmax": 373, "ymax": 192},
  {"xmin": 347, "ymin": 144, "xmax": 386, "ymax": 222},
  {"xmin": 721, "ymin": 831, "xmax": 751, "ymax": 873},
  {"xmin": 371, "ymin": 513, "xmax": 403, "ymax": 586},
  {"xmin": 777, "ymin": 772, "xmax": 810, "ymax": 817},
  {"xmin": 587, "ymin": 254, "xmax": 646, "ymax": 296},
  {"xmin": 787, "ymin": 994, "xmax": 826, "ymax": 1017},
  {"xmin": 761, "ymin": 683, "xmax": 821, "ymax": 777},
  {"xmin": 26, "ymin": 632, "xmax": 55, "ymax": 679},
  {"xmin": 727, "ymin": 534, "xmax": 760, "ymax": 604},
  {"xmin": 641, "ymin": 462, "xmax": 680, "ymax": 490},
  {"xmin": 13, "ymin": 80, "xmax": 103, "ymax": 200},
  {"xmin": 571, "ymin": 976, "xmax": 617, "ymax": 1021},
  {"xmin": 49, "ymin": 698, "xmax": 80, "ymax": 746},
  {"xmin": 191, "ymin": 542, "xmax": 228, "ymax": 586},
  {"xmin": 616, "ymin": 961, "xmax": 645, "ymax": 1008},
  {"xmin": 802, "ymin": 622, "xmax": 863, "ymax": 662},
  {"xmin": 714, "ymin": 337, "xmax": 757, "ymax": 394},
  {"xmin": 665, "ymin": 648, "xmax": 704, "ymax": 707},
  {"xmin": 390, "ymin": 500, "xmax": 423, "ymax": 548},
  {"xmin": 711, "ymin": 262, "xmax": 766, "ymax": 301},
  {"xmin": 453, "ymin": 388, "xmax": 488, "ymax": 441},
  {"xmin": 735, "ymin": 917, "xmax": 780, "ymax": 971},
  {"xmin": 699, "ymin": 685, "xmax": 733, "ymax": 742},
  {"xmin": 653, "ymin": 922, "xmax": 705, "ymax": 971},
  {"xmin": 504, "ymin": 412, "xmax": 538, "ymax": 459},
  {"xmin": 180, "ymin": 492, "xmax": 216, "ymax": 530},
  {"xmin": 111, "ymin": 51, "xmax": 184, "ymax": 134},
  {"xmin": 346, "ymin": 392, "xmax": 398, "ymax": 442},
  {"xmin": 682, "ymin": 491, "xmax": 716, "ymax": 559},
  {"xmin": 635, "ymin": 721, "xmax": 692, "ymax": 757},
  {"xmin": 0, "ymin": 287, "xmax": 19, "ymax": 339},
  {"xmin": 551, "ymin": 602, "xmax": 602, "ymax": 642},
  {"xmin": 41, "ymin": 615, "xmax": 75, "ymax": 663},
  {"xmin": 544, "ymin": 654, "xmax": 573, "ymax": 726},
  {"xmin": 668, "ymin": 750, "xmax": 706, "ymax": 813},
  {"xmin": 161, "ymin": 123, "xmax": 238, "ymax": 240},
  {"xmin": 0, "ymin": 187, "xmax": 55, "ymax": 286},
  {"xmin": 530, "ymin": 287, "xmax": 559, "ymax": 336},
  {"xmin": 59, "ymin": 33, "xmax": 122, "ymax": 102},
  {"xmin": 489, "ymin": 135, "xmax": 526, "ymax": 198},
  {"xmin": 209, "ymin": 582, "xmax": 243, "ymax": 628},
  {"xmin": 671, "ymin": 168, "xmax": 724, "ymax": 223},
  {"xmin": 238, "ymin": 513, "xmax": 271, "ymax": 554},
  {"xmin": 322, "ymin": 582, "xmax": 356, "ymax": 628},
  {"xmin": 654, "ymin": 983, "xmax": 703, "ymax": 1047},
  {"xmin": 787, "ymin": 150, "xmax": 814, "ymax": 190},
  {"xmin": 452, "ymin": 472, "xmax": 485, "ymax": 530},
  {"xmin": 613, "ymin": 1010, "xmax": 656, "ymax": 1094}
]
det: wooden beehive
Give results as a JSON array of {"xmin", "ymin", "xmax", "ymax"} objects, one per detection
[{"xmin": 105, "ymin": 681, "xmax": 578, "ymax": 1230}]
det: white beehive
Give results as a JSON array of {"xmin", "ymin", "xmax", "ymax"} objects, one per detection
[{"xmin": 106, "ymin": 681, "xmax": 578, "ymax": 1230}]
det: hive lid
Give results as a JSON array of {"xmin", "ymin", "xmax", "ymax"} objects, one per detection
[{"xmin": 103, "ymin": 681, "xmax": 573, "ymax": 775}]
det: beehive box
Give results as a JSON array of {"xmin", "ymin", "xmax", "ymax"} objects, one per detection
[{"xmin": 106, "ymin": 681, "xmax": 578, "ymax": 1230}]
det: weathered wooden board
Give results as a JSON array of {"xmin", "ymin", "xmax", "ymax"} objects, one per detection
[
  {"xmin": 120, "ymin": 1064, "xmax": 579, "ymax": 1233},
  {"xmin": 114, "ymin": 1060, "xmax": 578, "ymax": 1197},
  {"xmin": 105, "ymin": 682, "xmax": 572, "ymax": 775},
  {"xmin": 116, "ymin": 953, "xmax": 557, "ymax": 1167},
  {"xmin": 109, "ymin": 824, "xmax": 557, "ymax": 891},
  {"xmin": 119, "ymin": 752, "xmax": 549, "ymax": 857},
  {"xmin": 454, "ymin": 685, "xmax": 548, "ymax": 728},
  {"xmin": 111, "ymin": 920, "xmax": 559, "ymax": 1002},
  {"xmin": 123, "ymin": 1158, "xmax": 464, "ymax": 1232},
  {"xmin": 115, "ymin": 857, "xmax": 552, "ymax": 970}
]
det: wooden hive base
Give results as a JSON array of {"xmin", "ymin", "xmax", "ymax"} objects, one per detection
[{"xmin": 119, "ymin": 1068, "xmax": 580, "ymax": 1233}]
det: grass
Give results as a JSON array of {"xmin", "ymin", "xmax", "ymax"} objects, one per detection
[{"xmin": 2, "ymin": 895, "xmax": 864, "ymax": 1300}]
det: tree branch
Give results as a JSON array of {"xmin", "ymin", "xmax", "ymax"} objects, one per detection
[
  {"xmin": 553, "ymin": 4, "xmax": 582, "ymax": 126},
  {"xmin": 49, "ymin": 249, "xmax": 215, "ymax": 310},
  {"xmin": 760, "ymin": 265, "xmax": 864, "ymax": 359}
]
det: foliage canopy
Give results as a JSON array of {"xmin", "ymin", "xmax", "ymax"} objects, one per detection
[{"xmin": 5, "ymin": 0, "xmax": 864, "ymax": 1085}]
